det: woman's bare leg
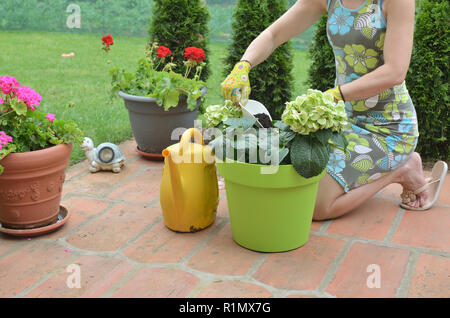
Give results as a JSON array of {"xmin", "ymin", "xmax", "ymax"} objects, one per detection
[{"xmin": 313, "ymin": 152, "xmax": 429, "ymax": 221}]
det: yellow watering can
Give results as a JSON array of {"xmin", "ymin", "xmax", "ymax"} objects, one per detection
[{"xmin": 160, "ymin": 128, "xmax": 219, "ymax": 232}]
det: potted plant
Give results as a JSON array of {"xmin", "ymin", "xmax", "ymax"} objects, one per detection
[
  {"xmin": 0, "ymin": 76, "xmax": 83, "ymax": 231},
  {"xmin": 109, "ymin": 39, "xmax": 208, "ymax": 159},
  {"xmin": 206, "ymin": 90, "xmax": 348, "ymax": 252}
]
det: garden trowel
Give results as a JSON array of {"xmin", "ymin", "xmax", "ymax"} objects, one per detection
[{"xmin": 239, "ymin": 99, "xmax": 273, "ymax": 128}]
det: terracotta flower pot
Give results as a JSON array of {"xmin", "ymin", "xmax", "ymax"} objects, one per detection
[{"xmin": 0, "ymin": 143, "xmax": 72, "ymax": 229}]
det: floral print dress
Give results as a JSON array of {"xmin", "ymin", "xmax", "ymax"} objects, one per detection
[{"xmin": 325, "ymin": 0, "xmax": 419, "ymax": 192}]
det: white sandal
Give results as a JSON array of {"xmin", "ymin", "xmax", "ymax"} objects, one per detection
[{"xmin": 400, "ymin": 161, "xmax": 448, "ymax": 211}]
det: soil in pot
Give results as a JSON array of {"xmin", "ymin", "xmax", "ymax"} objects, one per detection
[{"xmin": 254, "ymin": 113, "xmax": 273, "ymax": 128}]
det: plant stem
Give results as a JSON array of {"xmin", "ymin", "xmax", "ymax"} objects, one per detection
[
  {"xmin": 155, "ymin": 58, "xmax": 163, "ymax": 71},
  {"xmin": 0, "ymin": 110, "xmax": 14, "ymax": 118},
  {"xmin": 185, "ymin": 65, "xmax": 192, "ymax": 78}
]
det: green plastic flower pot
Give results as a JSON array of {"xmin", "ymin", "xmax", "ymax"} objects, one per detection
[{"xmin": 216, "ymin": 159, "xmax": 326, "ymax": 252}]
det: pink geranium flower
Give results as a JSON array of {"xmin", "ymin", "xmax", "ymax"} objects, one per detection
[
  {"xmin": 16, "ymin": 86, "xmax": 42, "ymax": 111},
  {"xmin": 0, "ymin": 97, "xmax": 3, "ymax": 105},
  {"xmin": 0, "ymin": 76, "xmax": 20, "ymax": 95},
  {"xmin": 0, "ymin": 131, "xmax": 13, "ymax": 150},
  {"xmin": 46, "ymin": 113, "xmax": 56, "ymax": 123}
]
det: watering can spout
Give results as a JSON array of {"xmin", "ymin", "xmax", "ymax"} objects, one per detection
[{"xmin": 162, "ymin": 148, "xmax": 170, "ymax": 158}]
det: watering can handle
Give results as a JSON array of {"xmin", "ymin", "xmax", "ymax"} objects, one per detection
[{"xmin": 179, "ymin": 128, "xmax": 204, "ymax": 155}]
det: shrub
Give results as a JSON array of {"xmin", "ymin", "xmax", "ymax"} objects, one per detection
[
  {"xmin": 305, "ymin": 14, "xmax": 335, "ymax": 92},
  {"xmin": 224, "ymin": 0, "xmax": 294, "ymax": 120},
  {"xmin": 406, "ymin": 0, "xmax": 449, "ymax": 160},
  {"xmin": 149, "ymin": 0, "xmax": 210, "ymax": 81}
]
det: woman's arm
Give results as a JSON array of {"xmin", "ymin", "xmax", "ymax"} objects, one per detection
[
  {"xmin": 241, "ymin": 0, "xmax": 327, "ymax": 68},
  {"xmin": 339, "ymin": 0, "xmax": 415, "ymax": 101}
]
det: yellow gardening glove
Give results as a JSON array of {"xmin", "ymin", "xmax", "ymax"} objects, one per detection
[
  {"xmin": 326, "ymin": 86, "xmax": 344, "ymax": 103},
  {"xmin": 221, "ymin": 60, "xmax": 251, "ymax": 105}
]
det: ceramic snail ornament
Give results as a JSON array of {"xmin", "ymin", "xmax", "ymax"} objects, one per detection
[{"xmin": 81, "ymin": 137, "xmax": 125, "ymax": 173}]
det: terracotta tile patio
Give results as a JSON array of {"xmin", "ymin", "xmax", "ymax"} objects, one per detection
[{"xmin": 0, "ymin": 139, "xmax": 449, "ymax": 298}]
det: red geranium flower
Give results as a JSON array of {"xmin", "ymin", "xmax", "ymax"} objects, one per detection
[
  {"xmin": 156, "ymin": 45, "xmax": 172, "ymax": 58},
  {"xmin": 184, "ymin": 47, "xmax": 205, "ymax": 63},
  {"xmin": 102, "ymin": 34, "xmax": 114, "ymax": 47}
]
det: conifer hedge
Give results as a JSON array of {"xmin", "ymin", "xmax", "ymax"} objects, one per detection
[
  {"xmin": 406, "ymin": 0, "xmax": 449, "ymax": 160},
  {"xmin": 305, "ymin": 14, "xmax": 335, "ymax": 92}
]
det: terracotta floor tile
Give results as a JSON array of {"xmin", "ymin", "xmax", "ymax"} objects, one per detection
[
  {"xmin": 0, "ymin": 241, "xmax": 73, "ymax": 297},
  {"xmin": 407, "ymin": 253, "xmax": 450, "ymax": 298},
  {"xmin": 0, "ymin": 235, "xmax": 23, "ymax": 256},
  {"xmin": 45, "ymin": 196, "xmax": 110, "ymax": 239},
  {"xmin": 253, "ymin": 235, "xmax": 346, "ymax": 291},
  {"xmin": 216, "ymin": 197, "xmax": 229, "ymax": 218},
  {"xmin": 132, "ymin": 156, "xmax": 165, "ymax": 168},
  {"xmin": 123, "ymin": 220, "xmax": 220, "ymax": 264},
  {"xmin": 63, "ymin": 164, "xmax": 141, "ymax": 196},
  {"xmin": 286, "ymin": 294, "xmax": 318, "ymax": 298},
  {"xmin": 65, "ymin": 160, "xmax": 89, "ymax": 182},
  {"xmin": 117, "ymin": 139, "xmax": 140, "ymax": 160},
  {"xmin": 438, "ymin": 174, "xmax": 450, "ymax": 205},
  {"xmin": 66, "ymin": 204, "xmax": 160, "ymax": 251},
  {"xmin": 107, "ymin": 169, "xmax": 162, "ymax": 204},
  {"xmin": 378, "ymin": 183, "xmax": 403, "ymax": 201},
  {"xmin": 197, "ymin": 280, "xmax": 271, "ymax": 298},
  {"xmin": 186, "ymin": 223, "xmax": 261, "ymax": 276},
  {"xmin": 112, "ymin": 267, "xmax": 199, "ymax": 298},
  {"xmin": 310, "ymin": 221, "xmax": 323, "ymax": 231},
  {"xmin": 391, "ymin": 205, "xmax": 450, "ymax": 253},
  {"xmin": 326, "ymin": 197, "xmax": 399, "ymax": 240},
  {"xmin": 2, "ymin": 138, "xmax": 448, "ymax": 298},
  {"xmin": 24, "ymin": 255, "xmax": 133, "ymax": 298},
  {"xmin": 326, "ymin": 242, "xmax": 409, "ymax": 298}
]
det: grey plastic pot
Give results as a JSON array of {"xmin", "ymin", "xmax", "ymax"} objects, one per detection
[{"xmin": 119, "ymin": 87, "xmax": 207, "ymax": 155}]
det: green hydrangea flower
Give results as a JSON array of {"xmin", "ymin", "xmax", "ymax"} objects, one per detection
[
  {"xmin": 204, "ymin": 100, "xmax": 242, "ymax": 127},
  {"xmin": 281, "ymin": 89, "xmax": 348, "ymax": 135}
]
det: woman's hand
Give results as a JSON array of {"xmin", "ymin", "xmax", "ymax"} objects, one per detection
[
  {"xmin": 221, "ymin": 60, "xmax": 251, "ymax": 105},
  {"xmin": 221, "ymin": 0, "xmax": 326, "ymax": 105}
]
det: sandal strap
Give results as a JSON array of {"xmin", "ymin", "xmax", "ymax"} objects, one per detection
[{"xmin": 413, "ymin": 178, "xmax": 440, "ymax": 195}]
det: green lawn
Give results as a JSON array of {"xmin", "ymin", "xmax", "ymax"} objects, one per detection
[{"xmin": 0, "ymin": 31, "xmax": 310, "ymax": 165}]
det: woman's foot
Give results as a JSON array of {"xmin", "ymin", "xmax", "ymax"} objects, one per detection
[{"xmin": 396, "ymin": 152, "xmax": 429, "ymax": 208}]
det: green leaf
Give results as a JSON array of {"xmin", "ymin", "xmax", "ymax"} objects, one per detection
[
  {"xmin": 330, "ymin": 132, "xmax": 348, "ymax": 150},
  {"xmin": 278, "ymin": 148, "xmax": 289, "ymax": 163},
  {"xmin": 10, "ymin": 99, "xmax": 27, "ymax": 116},
  {"xmin": 279, "ymin": 131, "xmax": 296, "ymax": 146},
  {"xmin": 290, "ymin": 134, "xmax": 329, "ymax": 178},
  {"xmin": 223, "ymin": 117, "xmax": 257, "ymax": 130},
  {"xmin": 163, "ymin": 89, "xmax": 180, "ymax": 110},
  {"xmin": 273, "ymin": 120, "xmax": 291, "ymax": 131},
  {"xmin": 314, "ymin": 129, "xmax": 333, "ymax": 147}
]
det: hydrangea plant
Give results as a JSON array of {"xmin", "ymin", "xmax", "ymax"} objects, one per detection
[
  {"xmin": 204, "ymin": 100, "xmax": 243, "ymax": 128},
  {"xmin": 0, "ymin": 76, "xmax": 83, "ymax": 175},
  {"xmin": 207, "ymin": 89, "xmax": 349, "ymax": 178}
]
